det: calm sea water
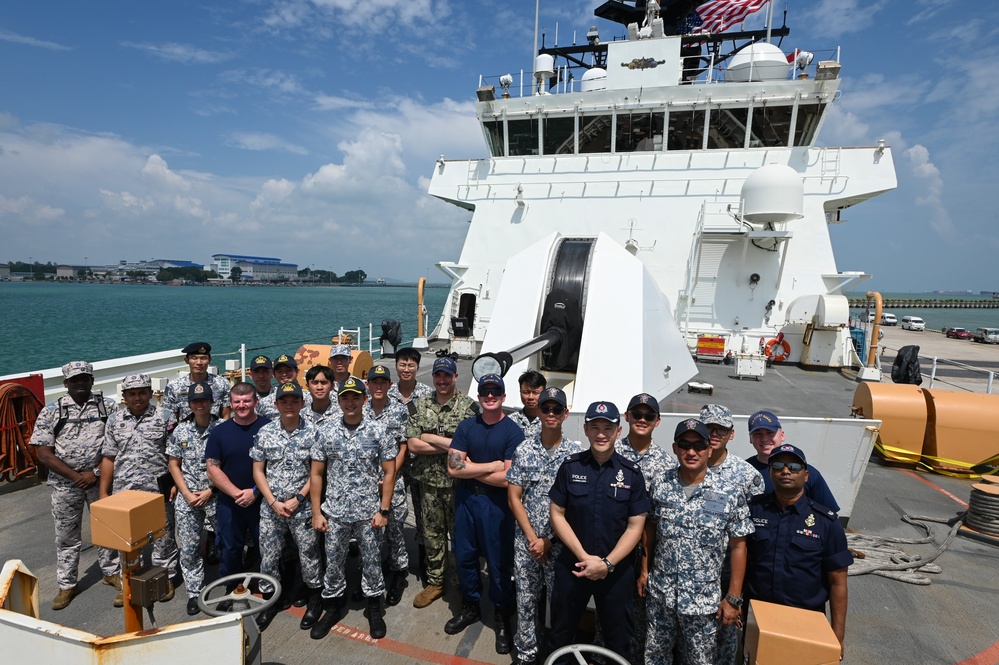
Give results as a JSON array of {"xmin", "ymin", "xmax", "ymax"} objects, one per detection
[
  {"xmin": 847, "ymin": 292, "xmax": 999, "ymax": 332},
  {"xmin": 0, "ymin": 282, "xmax": 447, "ymax": 376}
]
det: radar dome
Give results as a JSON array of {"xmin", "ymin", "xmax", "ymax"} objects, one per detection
[
  {"xmin": 534, "ymin": 54, "xmax": 555, "ymax": 81},
  {"xmin": 741, "ymin": 164, "xmax": 804, "ymax": 224},
  {"xmin": 580, "ymin": 67, "xmax": 607, "ymax": 92},
  {"xmin": 725, "ymin": 43, "xmax": 789, "ymax": 82}
]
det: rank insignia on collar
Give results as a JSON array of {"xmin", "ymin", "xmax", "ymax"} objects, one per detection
[{"xmin": 805, "ymin": 513, "xmax": 816, "ymax": 527}]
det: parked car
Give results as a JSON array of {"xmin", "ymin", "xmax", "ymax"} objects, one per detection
[
  {"xmin": 881, "ymin": 312, "xmax": 898, "ymax": 326},
  {"xmin": 901, "ymin": 316, "xmax": 925, "ymax": 331},
  {"xmin": 866, "ymin": 312, "xmax": 875, "ymax": 323},
  {"xmin": 972, "ymin": 327, "xmax": 999, "ymax": 344},
  {"xmin": 946, "ymin": 327, "xmax": 973, "ymax": 339}
]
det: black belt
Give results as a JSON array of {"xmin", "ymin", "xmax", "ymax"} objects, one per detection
[{"xmin": 463, "ymin": 482, "xmax": 504, "ymax": 495}]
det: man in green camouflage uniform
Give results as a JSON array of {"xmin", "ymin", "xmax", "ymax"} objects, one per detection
[{"xmin": 405, "ymin": 356, "xmax": 478, "ymax": 608}]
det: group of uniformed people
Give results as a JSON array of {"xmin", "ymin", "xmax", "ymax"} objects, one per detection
[{"xmin": 30, "ymin": 341, "xmax": 852, "ymax": 664}]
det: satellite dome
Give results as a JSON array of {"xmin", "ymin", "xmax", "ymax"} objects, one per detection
[
  {"xmin": 725, "ymin": 43, "xmax": 789, "ymax": 82},
  {"xmin": 741, "ymin": 163, "xmax": 804, "ymax": 224},
  {"xmin": 580, "ymin": 67, "xmax": 607, "ymax": 92}
]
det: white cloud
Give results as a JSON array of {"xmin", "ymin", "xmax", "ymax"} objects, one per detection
[
  {"xmin": 799, "ymin": 0, "xmax": 891, "ymax": 38},
  {"xmin": 905, "ymin": 144, "xmax": 955, "ymax": 237},
  {"xmin": 0, "ymin": 28, "xmax": 71, "ymax": 51},
  {"xmin": 120, "ymin": 41, "xmax": 232, "ymax": 64},
  {"xmin": 141, "ymin": 154, "xmax": 192, "ymax": 191},
  {"xmin": 227, "ymin": 131, "xmax": 308, "ymax": 155}
]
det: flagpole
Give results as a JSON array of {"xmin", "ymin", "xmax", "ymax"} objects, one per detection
[
  {"xmin": 533, "ymin": 0, "xmax": 540, "ymax": 94},
  {"xmin": 765, "ymin": 0, "xmax": 775, "ymax": 42}
]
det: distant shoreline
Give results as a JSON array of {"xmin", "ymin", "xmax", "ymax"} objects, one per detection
[{"xmin": 1, "ymin": 280, "xmax": 451, "ymax": 288}]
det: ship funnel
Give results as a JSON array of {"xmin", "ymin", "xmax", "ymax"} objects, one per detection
[{"xmin": 740, "ymin": 164, "xmax": 804, "ymax": 224}]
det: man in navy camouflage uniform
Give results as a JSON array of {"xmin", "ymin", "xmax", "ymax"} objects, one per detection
[
  {"xmin": 257, "ymin": 354, "xmax": 312, "ymax": 420},
  {"xmin": 31, "ymin": 361, "xmax": 119, "ymax": 610},
  {"xmin": 167, "ymin": 381, "xmax": 220, "ymax": 615},
  {"xmin": 507, "ymin": 387, "xmax": 581, "ymax": 665},
  {"xmin": 162, "ymin": 342, "xmax": 231, "ymax": 422},
  {"xmin": 507, "ymin": 370, "xmax": 546, "ymax": 442},
  {"xmin": 302, "ymin": 365, "xmax": 339, "ymax": 426},
  {"xmin": 250, "ymin": 382, "xmax": 324, "ymax": 632},
  {"xmin": 309, "ymin": 377, "xmax": 397, "ymax": 640},
  {"xmin": 99, "ymin": 373, "xmax": 177, "ymax": 606},
  {"xmin": 644, "ymin": 419, "xmax": 754, "ymax": 665},
  {"xmin": 329, "ymin": 344, "xmax": 361, "ymax": 392},
  {"xmin": 364, "ymin": 364, "xmax": 411, "ymax": 606},
  {"xmin": 405, "ymin": 356, "xmax": 479, "ymax": 609},
  {"xmin": 616, "ymin": 392, "xmax": 672, "ymax": 658},
  {"xmin": 249, "ymin": 354, "xmax": 276, "ymax": 404},
  {"xmin": 701, "ymin": 404, "xmax": 765, "ymax": 665}
]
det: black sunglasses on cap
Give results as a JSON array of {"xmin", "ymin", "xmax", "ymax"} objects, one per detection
[
  {"xmin": 675, "ymin": 439, "xmax": 710, "ymax": 452},
  {"xmin": 539, "ymin": 404, "xmax": 565, "ymax": 416}
]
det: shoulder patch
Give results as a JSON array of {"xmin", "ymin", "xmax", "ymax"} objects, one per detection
[
  {"xmin": 616, "ymin": 455, "xmax": 640, "ymax": 472},
  {"xmin": 808, "ymin": 498, "xmax": 838, "ymax": 519},
  {"xmin": 748, "ymin": 493, "xmax": 768, "ymax": 505}
]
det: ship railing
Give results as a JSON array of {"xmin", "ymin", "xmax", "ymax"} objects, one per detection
[{"xmin": 878, "ymin": 344, "xmax": 996, "ymax": 394}]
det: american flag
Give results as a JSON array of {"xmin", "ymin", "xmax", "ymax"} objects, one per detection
[{"xmin": 690, "ymin": 0, "xmax": 770, "ymax": 34}]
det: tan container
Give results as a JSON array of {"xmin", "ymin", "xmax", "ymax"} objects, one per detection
[
  {"xmin": 852, "ymin": 382, "xmax": 927, "ymax": 463},
  {"xmin": 90, "ymin": 490, "xmax": 166, "ymax": 552},
  {"xmin": 296, "ymin": 345, "xmax": 374, "ymax": 385},
  {"xmin": 923, "ymin": 390, "xmax": 999, "ymax": 473},
  {"xmin": 744, "ymin": 599, "xmax": 841, "ymax": 665}
]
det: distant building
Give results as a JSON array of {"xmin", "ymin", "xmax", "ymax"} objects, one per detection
[
  {"xmin": 211, "ymin": 254, "xmax": 298, "ymax": 281},
  {"xmin": 0, "ymin": 264, "xmax": 9, "ymax": 280},
  {"xmin": 56, "ymin": 265, "xmax": 84, "ymax": 279}
]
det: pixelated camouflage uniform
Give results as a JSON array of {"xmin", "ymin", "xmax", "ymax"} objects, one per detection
[
  {"xmin": 163, "ymin": 374, "xmax": 231, "ymax": 422},
  {"xmin": 644, "ymin": 469, "xmax": 754, "ymax": 665},
  {"xmin": 708, "ymin": 453, "xmax": 764, "ymax": 665},
  {"xmin": 404, "ymin": 392, "xmax": 479, "ymax": 587},
  {"xmin": 506, "ymin": 432, "xmax": 581, "ymax": 661},
  {"xmin": 313, "ymin": 417, "xmax": 398, "ymax": 598},
  {"xmin": 250, "ymin": 419, "xmax": 324, "ymax": 595},
  {"xmin": 257, "ymin": 388, "xmax": 312, "ymax": 421},
  {"xmin": 508, "ymin": 410, "xmax": 542, "ymax": 442},
  {"xmin": 253, "ymin": 385, "xmax": 277, "ymax": 417},
  {"xmin": 167, "ymin": 416, "xmax": 220, "ymax": 598},
  {"xmin": 103, "ymin": 403, "xmax": 178, "ymax": 575},
  {"xmin": 30, "ymin": 393, "xmax": 120, "ymax": 589},
  {"xmin": 389, "ymin": 381, "xmax": 433, "ymax": 544},
  {"xmin": 364, "ymin": 399, "xmax": 410, "ymax": 572}
]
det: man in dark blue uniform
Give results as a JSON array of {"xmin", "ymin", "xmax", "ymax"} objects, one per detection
[
  {"xmin": 745, "ymin": 410, "xmax": 840, "ymax": 511},
  {"xmin": 746, "ymin": 444, "xmax": 853, "ymax": 659},
  {"xmin": 445, "ymin": 373, "xmax": 524, "ymax": 654},
  {"xmin": 548, "ymin": 401, "xmax": 649, "ymax": 664}
]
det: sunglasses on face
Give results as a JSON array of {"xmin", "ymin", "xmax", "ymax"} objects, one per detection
[
  {"xmin": 770, "ymin": 460, "xmax": 805, "ymax": 473},
  {"xmin": 707, "ymin": 426, "xmax": 732, "ymax": 438},
  {"xmin": 629, "ymin": 410, "xmax": 658, "ymax": 422},
  {"xmin": 539, "ymin": 404, "xmax": 565, "ymax": 416},
  {"xmin": 676, "ymin": 439, "xmax": 710, "ymax": 452},
  {"xmin": 478, "ymin": 387, "xmax": 504, "ymax": 398}
]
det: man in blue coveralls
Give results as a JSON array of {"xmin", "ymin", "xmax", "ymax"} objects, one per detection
[
  {"xmin": 547, "ymin": 401, "xmax": 649, "ymax": 664},
  {"xmin": 444, "ymin": 373, "xmax": 524, "ymax": 654}
]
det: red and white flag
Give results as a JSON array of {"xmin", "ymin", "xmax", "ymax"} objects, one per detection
[{"xmin": 694, "ymin": 0, "xmax": 770, "ymax": 34}]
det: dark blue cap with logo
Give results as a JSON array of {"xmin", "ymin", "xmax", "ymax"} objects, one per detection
[
  {"xmin": 674, "ymin": 418, "xmax": 710, "ymax": 442},
  {"xmin": 477, "ymin": 374, "xmax": 505, "ymax": 392},
  {"xmin": 250, "ymin": 355, "xmax": 272, "ymax": 370},
  {"xmin": 748, "ymin": 410, "xmax": 781, "ymax": 433},
  {"xmin": 432, "ymin": 357, "xmax": 457, "ymax": 375},
  {"xmin": 627, "ymin": 393, "xmax": 660, "ymax": 415},
  {"xmin": 274, "ymin": 354, "xmax": 298, "ymax": 369},
  {"xmin": 182, "ymin": 342, "xmax": 212, "ymax": 356},
  {"xmin": 187, "ymin": 381, "xmax": 214, "ymax": 402},
  {"xmin": 338, "ymin": 377, "xmax": 367, "ymax": 396},
  {"xmin": 769, "ymin": 443, "xmax": 806, "ymax": 465},
  {"xmin": 584, "ymin": 401, "xmax": 620, "ymax": 424},
  {"xmin": 539, "ymin": 387, "xmax": 567, "ymax": 408},
  {"xmin": 275, "ymin": 381, "xmax": 304, "ymax": 399},
  {"xmin": 368, "ymin": 365, "xmax": 392, "ymax": 381}
]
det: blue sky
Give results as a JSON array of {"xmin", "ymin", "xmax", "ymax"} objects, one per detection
[{"xmin": 0, "ymin": 0, "xmax": 994, "ymax": 291}]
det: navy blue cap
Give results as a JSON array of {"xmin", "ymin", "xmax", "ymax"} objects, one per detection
[
  {"xmin": 182, "ymin": 342, "xmax": 212, "ymax": 355},
  {"xmin": 249, "ymin": 355, "xmax": 272, "ymax": 370},
  {"xmin": 432, "ymin": 357, "xmax": 457, "ymax": 375},
  {"xmin": 187, "ymin": 381, "xmax": 213, "ymax": 401},
  {"xmin": 538, "ymin": 387, "xmax": 567, "ymax": 409},
  {"xmin": 338, "ymin": 377, "xmax": 367, "ymax": 396},
  {"xmin": 627, "ymin": 393, "xmax": 660, "ymax": 415},
  {"xmin": 274, "ymin": 354, "xmax": 298, "ymax": 369},
  {"xmin": 477, "ymin": 374, "xmax": 505, "ymax": 392},
  {"xmin": 584, "ymin": 401, "xmax": 620, "ymax": 424},
  {"xmin": 748, "ymin": 410, "xmax": 781, "ymax": 433},
  {"xmin": 674, "ymin": 418, "xmax": 711, "ymax": 442},
  {"xmin": 275, "ymin": 382, "xmax": 304, "ymax": 399},
  {"xmin": 368, "ymin": 365, "xmax": 392, "ymax": 381},
  {"xmin": 769, "ymin": 443, "xmax": 806, "ymax": 465}
]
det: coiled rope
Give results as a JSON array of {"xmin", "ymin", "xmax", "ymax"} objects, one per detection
[
  {"xmin": 967, "ymin": 482, "xmax": 999, "ymax": 536},
  {"xmin": 0, "ymin": 383, "xmax": 43, "ymax": 482}
]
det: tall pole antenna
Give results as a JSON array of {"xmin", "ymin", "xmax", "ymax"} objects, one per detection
[{"xmin": 533, "ymin": 0, "xmax": 540, "ymax": 71}]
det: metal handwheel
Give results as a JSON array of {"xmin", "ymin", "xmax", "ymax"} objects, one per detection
[
  {"xmin": 544, "ymin": 644, "xmax": 632, "ymax": 665},
  {"xmin": 198, "ymin": 572, "xmax": 282, "ymax": 617}
]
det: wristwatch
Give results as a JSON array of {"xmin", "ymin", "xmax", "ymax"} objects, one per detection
[
  {"xmin": 601, "ymin": 557, "xmax": 615, "ymax": 573},
  {"xmin": 725, "ymin": 593, "xmax": 744, "ymax": 608},
  {"xmin": 379, "ymin": 508, "xmax": 391, "ymax": 517},
  {"xmin": 294, "ymin": 493, "xmax": 306, "ymax": 503}
]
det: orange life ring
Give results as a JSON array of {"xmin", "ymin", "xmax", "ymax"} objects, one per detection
[{"xmin": 765, "ymin": 338, "xmax": 791, "ymax": 362}]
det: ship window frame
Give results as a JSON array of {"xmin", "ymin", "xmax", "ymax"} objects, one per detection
[
  {"xmin": 706, "ymin": 105, "xmax": 749, "ymax": 150},
  {"xmin": 578, "ymin": 111, "xmax": 614, "ymax": 154},
  {"xmin": 667, "ymin": 107, "xmax": 706, "ymax": 151},
  {"xmin": 541, "ymin": 113, "xmax": 577, "ymax": 155},
  {"xmin": 483, "ymin": 115, "xmax": 505, "ymax": 157},
  {"xmin": 614, "ymin": 109, "xmax": 666, "ymax": 153},
  {"xmin": 507, "ymin": 113, "xmax": 540, "ymax": 156},
  {"xmin": 793, "ymin": 102, "xmax": 824, "ymax": 147}
]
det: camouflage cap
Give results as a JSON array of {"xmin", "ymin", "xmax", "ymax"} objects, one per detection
[
  {"xmin": 62, "ymin": 361, "xmax": 93, "ymax": 379},
  {"xmin": 329, "ymin": 344, "xmax": 352, "ymax": 359},
  {"xmin": 276, "ymin": 381, "xmax": 304, "ymax": 400},
  {"xmin": 368, "ymin": 365, "xmax": 392, "ymax": 382},
  {"xmin": 274, "ymin": 354, "xmax": 298, "ymax": 369},
  {"xmin": 121, "ymin": 373, "xmax": 152, "ymax": 390},
  {"xmin": 700, "ymin": 404, "xmax": 733, "ymax": 428},
  {"xmin": 338, "ymin": 376, "xmax": 367, "ymax": 397},
  {"xmin": 187, "ymin": 381, "xmax": 214, "ymax": 401}
]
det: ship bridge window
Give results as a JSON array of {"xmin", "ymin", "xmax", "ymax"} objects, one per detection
[
  {"xmin": 707, "ymin": 107, "xmax": 748, "ymax": 149},
  {"xmin": 668, "ymin": 109, "xmax": 706, "ymax": 151},
  {"xmin": 578, "ymin": 113, "xmax": 613, "ymax": 154},
  {"xmin": 543, "ymin": 115, "xmax": 576, "ymax": 154},
  {"xmin": 616, "ymin": 111, "xmax": 665, "ymax": 152},
  {"xmin": 483, "ymin": 117, "xmax": 504, "ymax": 157},
  {"xmin": 749, "ymin": 105, "xmax": 793, "ymax": 148},
  {"xmin": 508, "ymin": 117, "xmax": 539, "ymax": 156},
  {"xmin": 794, "ymin": 103, "xmax": 824, "ymax": 147}
]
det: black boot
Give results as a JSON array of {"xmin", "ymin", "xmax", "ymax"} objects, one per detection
[
  {"xmin": 300, "ymin": 589, "xmax": 323, "ymax": 630},
  {"xmin": 254, "ymin": 592, "xmax": 280, "ymax": 632},
  {"xmin": 495, "ymin": 604, "xmax": 513, "ymax": 655},
  {"xmin": 385, "ymin": 568, "xmax": 406, "ymax": 607},
  {"xmin": 444, "ymin": 600, "xmax": 481, "ymax": 635},
  {"xmin": 367, "ymin": 595, "xmax": 386, "ymax": 639},
  {"xmin": 310, "ymin": 596, "xmax": 344, "ymax": 640}
]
